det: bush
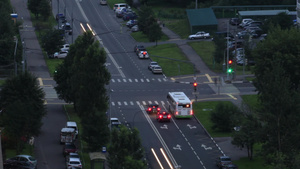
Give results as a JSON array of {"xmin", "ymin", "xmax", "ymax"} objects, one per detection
[{"xmin": 210, "ymin": 102, "xmax": 242, "ymax": 132}]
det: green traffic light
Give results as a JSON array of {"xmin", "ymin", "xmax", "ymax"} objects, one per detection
[{"xmin": 227, "ymin": 68, "xmax": 233, "ymax": 73}]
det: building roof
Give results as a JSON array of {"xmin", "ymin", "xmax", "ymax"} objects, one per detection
[
  {"xmin": 186, "ymin": 8, "xmax": 218, "ymax": 26},
  {"xmin": 238, "ymin": 10, "xmax": 289, "ymax": 17}
]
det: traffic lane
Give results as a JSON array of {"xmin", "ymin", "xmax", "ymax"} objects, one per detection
[
  {"xmin": 172, "ymin": 117, "xmax": 222, "ymax": 169},
  {"xmin": 151, "ymin": 115, "xmax": 206, "ymax": 169},
  {"xmin": 35, "ymin": 104, "xmax": 67, "ymax": 169},
  {"xmin": 111, "ymin": 105, "xmax": 173, "ymax": 169}
]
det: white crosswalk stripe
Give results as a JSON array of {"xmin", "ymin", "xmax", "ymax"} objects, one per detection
[
  {"xmin": 110, "ymin": 78, "xmax": 168, "ymax": 83},
  {"xmin": 110, "ymin": 101, "xmax": 167, "ymax": 107}
]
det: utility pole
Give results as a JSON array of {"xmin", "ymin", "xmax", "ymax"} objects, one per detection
[{"xmin": 226, "ymin": 22, "xmax": 229, "ymax": 81}]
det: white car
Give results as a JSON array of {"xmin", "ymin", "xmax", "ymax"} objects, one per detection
[
  {"xmin": 148, "ymin": 61, "xmax": 158, "ymax": 70},
  {"xmin": 138, "ymin": 51, "xmax": 149, "ymax": 59},
  {"xmin": 152, "ymin": 65, "xmax": 163, "ymax": 74},
  {"xmin": 188, "ymin": 31, "xmax": 210, "ymax": 40},
  {"xmin": 60, "ymin": 44, "xmax": 70, "ymax": 52},
  {"xmin": 60, "ymin": 23, "xmax": 72, "ymax": 35},
  {"xmin": 53, "ymin": 51, "xmax": 68, "ymax": 59},
  {"xmin": 110, "ymin": 117, "xmax": 121, "ymax": 128},
  {"xmin": 66, "ymin": 157, "xmax": 82, "ymax": 169},
  {"xmin": 239, "ymin": 18, "xmax": 253, "ymax": 28},
  {"xmin": 131, "ymin": 25, "xmax": 139, "ymax": 32}
]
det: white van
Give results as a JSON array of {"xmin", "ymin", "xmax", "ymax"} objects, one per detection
[
  {"xmin": 100, "ymin": 0, "xmax": 107, "ymax": 5},
  {"xmin": 66, "ymin": 121, "xmax": 78, "ymax": 138},
  {"xmin": 113, "ymin": 3, "xmax": 130, "ymax": 11},
  {"xmin": 60, "ymin": 128, "xmax": 76, "ymax": 144}
]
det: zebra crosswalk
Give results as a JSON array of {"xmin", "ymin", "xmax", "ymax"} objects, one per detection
[
  {"xmin": 111, "ymin": 100, "xmax": 167, "ymax": 107},
  {"xmin": 111, "ymin": 78, "xmax": 168, "ymax": 83}
]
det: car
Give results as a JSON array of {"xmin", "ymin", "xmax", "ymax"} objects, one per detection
[
  {"xmin": 131, "ymin": 25, "xmax": 139, "ymax": 32},
  {"xmin": 113, "ymin": 3, "xmax": 129, "ymax": 11},
  {"xmin": 6, "ymin": 155, "xmax": 37, "ymax": 169},
  {"xmin": 63, "ymin": 143, "xmax": 78, "ymax": 156},
  {"xmin": 238, "ymin": 18, "xmax": 253, "ymax": 28},
  {"xmin": 110, "ymin": 117, "xmax": 121, "ymax": 128},
  {"xmin": 60, "ymin": 44, "xmax": 70, "ymax": 52},
  {"xmin": 236, "ymin": 31, "xmax": 249, "ymax": 39},
  {"xmin": 223, "ymin": 164, "xmax": 239, "ymax": 169},
  {"xmin": 138, "ymin": 51, "xmax": 149, "ymax": 59},
  {"xmin": 134, "ymin": 45, "xmax": 146, "ymax": 55},
  {"xmin": 188, "ymin": 31, "xmax": 210, "ymax": 40},
  {"xmin": 53, "ymin": 51, "xmax": 68, "ymax": 59},
  {"xmin": 66, "ymin": 121, "xmax": 79, "ymax": 138},
  {"xmin": 148, "ymin": 61, "xmax": 159, "ymax": 70},
  {"xmin": 126, "ymin": 20, "xmax": 137, "ymax": 28},
  {"xmin": 66, "ymin": 153, "xmax": 80, "ymax": 162},
  {"xmin": 229, "ymin": 18, "xmax": 240, "ymax": 26},
  {"xmin": 122, "ymin": 12, "xmax": 137, "ymax": 21},
  {"xmin": 216, "ymin": 156, "xmax": 232, "ymax": 169},
  {"xmin": 99, "ymin": 0, "xmax": 107, "ymax": 5},
  {"xmin": 146, "ymin": 104, "xmax": 160, "ymax": 114},
  {"xmin": 116, "ymin": 7, "xmax": 130, "ymax": 18},
  {"xmin": 56, "ymin": 13, "xmax": 65, "ymax": 21},
  {"xmin": 4, "ymin": 161, "xmax": 36, "ymax": 169},
  {"xmin": 259, "ymin": 33, "xmax": 267, "ymax": 41},
  {"xmin": 249, "ymin": 29, "xmax": 263, "ymax": 38},
  {"xmin": 156, "ymin": 111, "xmax": 171, "ymax": 122},
  {"xmin": 60, "ymin": 22, "xmax": 72, "ymax": 35},
  {"xmin": 66, "ymin": 157, "xmax": 82, "ymax": 169},
  {"xmin": 152, "ymin": 65, "xmax": 163, "ymax": 74}
]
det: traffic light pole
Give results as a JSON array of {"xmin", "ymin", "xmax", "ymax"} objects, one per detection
[{"xmin": 226, "ymin": 22, "xmax": 230, "ymax": 81}]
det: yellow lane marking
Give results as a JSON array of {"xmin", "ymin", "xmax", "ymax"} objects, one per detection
[
  {"xmin": 205, "ymin": 74, "xmax": 214, "ymax": 83},
  {"xmin": 227, "ymin": 94, "xmax": 237, "ymax": 100}
]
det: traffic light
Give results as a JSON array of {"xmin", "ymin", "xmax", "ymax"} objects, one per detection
[
  {"xmin": 227, "ymin": 59, "xmax": 233, "ymax": 73},
  {"xmin": 193, "ymin": 82, "xmax": 197, "ymax": 92}
]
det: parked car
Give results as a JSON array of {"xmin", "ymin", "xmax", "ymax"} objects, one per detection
[
  {"xmin": 60, "ymin": 44, "xmax": 70, "ymax": 52},
  {"xmin": 63, "ymin": 143, "xmax": 78, "ymax": 156},
  {"xmin": 134, "ymin": 45, "xmax": 146, "ymax": 55},
  {"xmin": 53, "ymin": 51, "xmax": 68, "ymax": 59},
  {"xmin": 188, "ymin": 31, "xmax": 210, "ymax": 39},
  {"xmin": 99, "ymin": 0, "xmax": 107, "ymax": 5},
  {"xmin": 259, "ymin": 33, "xmax": 267, "ymax": 41},
  {"xmin": 116, "ymin": 7, "xmax": 130, "ymax": 18},
  {"xmin": 148, "ymin": 61, "xmax": 159, "ymax": 70},
  {"xmin": 4, "ymin": 161, "xmax": 36, "ymax": 169},
  {"xmin": 60, "ymin": 22, "xmax": 72, "ymax": 35},
  {"xmin": 5, "ymin": 155, "xmax": 37, "ymax": 169},
  {"xmin": 113, "ymin": 3, "xmax": 130, "ymax": 11},
  {"xmin": 156, "ymin": 111, "xmax": 171, "ymax": 122},
  {"xmin": 123, "ymin": 12, "xmax": 137, "ymax": 21},
  {"xmin": 249, "ymin": 29, "xmax": 263, "ymax": 38},
  {"xmin": 152, "ymin": 65, "xmax": 163, "ymax": 74},
  {"xmin": 138, "ymin": 51, "xmax": 149, "ymax": 59},
  {"xmin": 126, "ymin": 20, "xmax": 137, "ymax": 28},
  {"xmin": 229, "ymin": 18, "xmax": 240, "ymax": 26},
  {"xmin": 66, "ymin": 121, "xmax": 79, "ymax": 138},
  {"xmin": 66, "ymin": 153, "xmax": 80, "ymax": 162},
  {"xmin": 66, "ymin": 157, "xmax": 82, "ymax": 169},
  {"xmin": 239, "ymin": 18, "xmax": 253, "ymax": 28},
  {"xmin": 146, "ymin": 104, "xmax": 160, "ymax": 114},
  {"xmin": 223, "ymin": 164, "xmax": 239, "ymax": 169},
  {"xmin": 131, "ymin": 25, "xmax": 139, "ymax": 32},
  {"xmin": 216, "ymin": 156, "xmax": 232, "ymax": 169},
  {"xmin": 110, "ymin": 117, "xmax": 121, "ymax": 128},
  {"xmin": 56, "ymin": 13, "xmax": 65, "ymax": 21}
]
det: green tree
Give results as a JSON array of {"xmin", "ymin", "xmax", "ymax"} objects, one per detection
[
  {"xmin": 137, "ymin": 6, "xmax": 155, "ymax": 34},
  {"xmin": 28, "ymin": 0, "xmax": 40, "ymax": 18},
  {"xmin": 108, "ymin": 126, "xmax": 146, "ymax": 169},
  {"xmin": 210, "ymin": 102, "xmax": 242, "ymax": 132},
  {"xmin": 81, "ymin": 110, "xmax": 110, "ymax": 151},
  {"xmin": 252, "ymin": 27, "xmax": 300, "ymax": 168},
  {"xmin": 38, "ymin": 0, "xmax": 51, "ymax": 21},
  {"xmin": 41, "ymin": 29, "xmax": 64, "ymax": 55},
  {"xmin": 147, "ymin": 22, "xmax": 162, "ymax": 44},
  {"xmin": 213, "ymin": 36, "xmax": 226, "ymax": 64},
  {"xmin": 0, "ymin": 72, "xmax": 46, "ymax": 153}
]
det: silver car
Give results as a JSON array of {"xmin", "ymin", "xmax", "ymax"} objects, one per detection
[
  {"xmin": 131, "ymin": 25, "xmax": 139, "ymax": 32},
  {"xmin": 6, "ymin": 155, "xmax": 37, "ymax": 168},
  {"xmin": 152, "ymin": 65, "xmax": 163, "ymax": 74}
]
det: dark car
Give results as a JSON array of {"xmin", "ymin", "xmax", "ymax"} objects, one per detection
[
  {"xmin": 4, "ymin": 161, "xmax": 36, "ymax": 169},
  {"xmin": 216, "ymin": 156, "xmax": 232, "ymax": 169},
  {"xmin": 56, "ymin": 13, "xmax": 65, "ymax": 21},
  {"xmin": 63, "ymin": 143, "xmax": 78, "ymax": 156},
  {"xmin": 229, "ymin": 18, "xmax": 240, "ymax": 26},
  {"xmin": 223, "ymin": 164, "xmax": 238, "ymax": 169},
  {"xmin": 156, "ymin": 111, "xmax": 171, "ymax": 122},
  {"xmin": 134, "ymin": 45, "xmax": 146, "ymax": 55},
  {"xmin": 5, "ymin": 155, "xmax": 37, "ymax": 169},
  {"xmin": 147, "ymin": 104, "xmax": 160, "ymax": 114},
  {"xmin": 123, "ymin": 12, "xmax": 137, "ymax": 21}
]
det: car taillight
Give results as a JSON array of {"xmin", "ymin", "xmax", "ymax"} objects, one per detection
[
  {"xmin": 167, "ymin": 115, "xmax": 171, "ymax": 119},
  {"xmin": 175, "ymin": 112, "xmax": 178, "ymax": 115},
  {"xmin": 148, "ymin": 108, "xmax": 152, "ymax": 111},
  {"xmin": 157, "ymin": 108, "xmax": 161, "ymax": 111},
  {"xmin": 159, "ymin": 115, "xmax": 163, "ymax": 119},
  {"xmin": 190, "ymin": 110, "xmax": 193, "ymax": 115},
  {"xmin": 143, "ymin": 51, "xmax": 147, "ymax": 55}
]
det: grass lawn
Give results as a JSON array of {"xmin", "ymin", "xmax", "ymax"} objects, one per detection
[
  {"xmin": 45, "ymin": 58, "xmax": 63, "ymax": 76},
  {"xmin": 165, "ymin": 19, "xmax": 190, "ymax": 39},
  {"xmin": 234, "ymin": 157, "xmax": 272, "ymax": 169},
  {"xmin": 5, "ymin": 144, "xmax": 35, "ymax": 158},
  {"xmin": 131, "ymin": 31, "xmax": 169, "ymax": 42},
  {"xmin": 146, "ymin": 44, "xmax": 194, "ymax": 77},
  {"xmin": 193, "ymin": 101, "xmax": 232, "ymax": 137}
]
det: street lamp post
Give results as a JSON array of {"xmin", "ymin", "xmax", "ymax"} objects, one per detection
[{"xmin": 13, "ymin": 36, "xmax": 18, "ymax": 75}]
